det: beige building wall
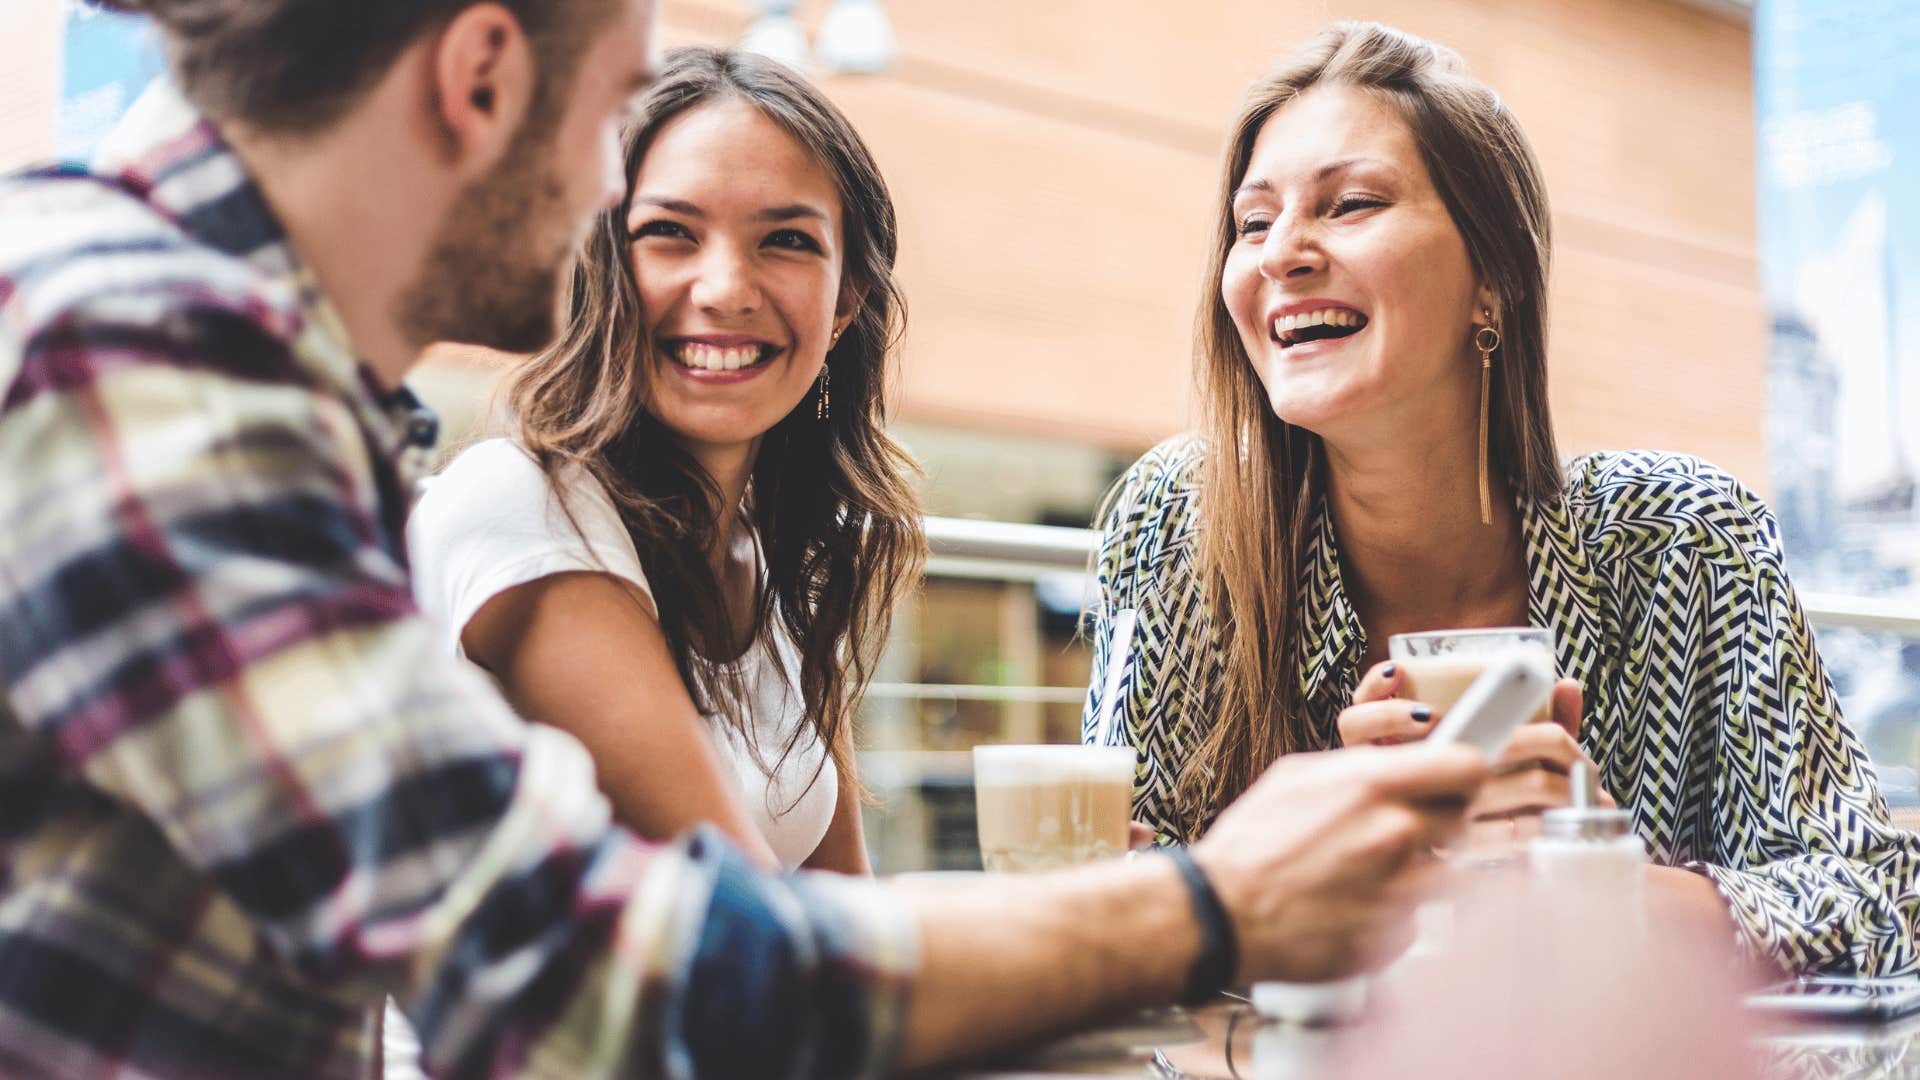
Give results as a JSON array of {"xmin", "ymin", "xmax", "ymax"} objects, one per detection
[
  {"xmin": 0, "ymin": 0, "xmax": 63, "ymax": 172},
  {"xmin": 658, "ymin": 0, "xmax": 1767, "ymax": 486},
  {"xmin": 5, "ymin": 1, "xmax": 1764, "ymax": 487}
]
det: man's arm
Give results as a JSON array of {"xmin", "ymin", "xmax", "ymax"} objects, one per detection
[
  {"xmin": 890, "ymin": 743, "xmax": 1488, "ymax": 1070},
  {"xmin": 892, "ymin": 855, "xmax": 1193, "ymax": 1069},
  {"xmin": 0, "ymin": 303, "xmax": 914, "ymax": 1077}
]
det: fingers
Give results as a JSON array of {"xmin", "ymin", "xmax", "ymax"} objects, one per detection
[
  {"xmin": 1463, "ymin": 811, "xmax": 1545, "ymax": 848},
  {"xmin": 1344, "ymin": 742, "xmax": 1491, "ymax": 802},
  {"xmin": 1338, "ymin": 699, "xmax": 1435, "ymax": 746},
  {"xmin": 1128, "ymin": 820, "xmax": 1156, "ymax": 850},
  {"xmin": 1469, "ymin": 765, "xmax": 1573, "ymax": 819},
  {"xmin": 1464, "ymin": 816, "xmax": 1523, "ymax": 848},
  {"xmin": 1350, "ymin": 660, "xmax": 1404, "ymax": 705},
  {"xmin": 1494, "ymin": 723, "xmax": 1585, "ymax": 775},
  {"xmin": 1550, "ymin": 678, "xmax": 1583, "ymax": 739},
  {"xmin": 1409, "ymin": 790, "xmax": 1478, "ymax": 849},
  {"xmin": 1351, "ymin": 802, "xmax": 1431, "ymax": 875}
]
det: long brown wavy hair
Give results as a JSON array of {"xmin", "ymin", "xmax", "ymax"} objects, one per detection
[
  {"xmin": 1182, "ymin": 22, "xmax": 1562, "ymax": 831},
  {"xmin": 500, "ymin": 46, "xmax": 925, "ymax": 793}
]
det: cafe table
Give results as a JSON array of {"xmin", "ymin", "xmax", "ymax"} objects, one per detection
[{"xmin": 943, "ymin": 999, "xmax": 1920, "ymax": 1078}]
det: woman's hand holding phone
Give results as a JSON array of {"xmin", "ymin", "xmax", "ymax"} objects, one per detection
[{"xmin": 1338, "ymin": 660, "xmax": 1613, "ymax": 845}]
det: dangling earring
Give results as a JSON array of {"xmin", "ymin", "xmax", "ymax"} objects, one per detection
[
  {"xmin": 1475, "ymin": 311, "xmax": 1502, "ymax": 527},
  {"xmin": 818, "ymin": 325, "xmax": 843, "ymax": 421}
]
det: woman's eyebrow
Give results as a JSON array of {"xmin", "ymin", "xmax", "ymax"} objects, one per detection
[
  {"xmin": 1233, "ymin": 157, "xmax": 1402, "ymax": 204},
  {"xmin": 1230, "ymin": 177, "xmax": 1275, "ymax": 204},
  {"xmin": 631, "ymin": 195, "xmax": 703, "ymax": 216},
  {"xmin": 755, "ymin": 204, "xmax": 830, "ymax": 223}
]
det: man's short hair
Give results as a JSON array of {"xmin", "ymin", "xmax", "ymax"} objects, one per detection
[{"xmin": 93, "ymin": 0, "xmax": 613, "ymax": 133}]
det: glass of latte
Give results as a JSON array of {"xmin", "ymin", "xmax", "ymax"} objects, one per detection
[
  {"xmin": 1387, "ymin": 627, "xmax": 1557, "ymax": 727},
  {"xmin": 972, "ymin": 744, "xmax": 1135, "ymax": 873}
]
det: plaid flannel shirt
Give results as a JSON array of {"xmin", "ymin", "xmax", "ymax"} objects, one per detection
[{"xmin": 0, "ymin": 82, "xmax": 914, "ymax": 1079}]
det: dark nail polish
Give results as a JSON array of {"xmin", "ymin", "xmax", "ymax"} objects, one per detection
[
  {"xmin": 1381, "ymin": 663, "xmax": 1397, "ymax": 679},
  {"xmin": 1411, "ymin": 706, "xmax": 1432, "ymax": 723}
]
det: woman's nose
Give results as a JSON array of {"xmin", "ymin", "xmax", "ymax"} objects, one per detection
[
  {"xmin": 690, "ymin": 245, "xmax": 762, "ymax": 316},
  {"xmin": 1259, "ymin": 214, "xmax": 1326, "ymax": 281}
]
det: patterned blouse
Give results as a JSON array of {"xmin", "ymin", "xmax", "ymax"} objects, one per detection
[{"xmin": 1083, "ymin": 435, "xmax": 1920, "ymax": 977}]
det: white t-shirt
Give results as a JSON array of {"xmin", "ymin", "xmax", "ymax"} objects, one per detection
[{"xmin": 405, "ymin": 438, "xmax": 837, "ymax": 869}]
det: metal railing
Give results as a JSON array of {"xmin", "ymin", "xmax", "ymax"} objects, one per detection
[
  {"xmin": 923, "ymin": 516, "xmax": 1098, "ymax": 583},
  {"xmin": 922, "ymin": 515, "xmax": 1920, "ymax": 635},
  {"xmin": 865, "ymin": 517, "xmax": 1920, "ymax": 868}
]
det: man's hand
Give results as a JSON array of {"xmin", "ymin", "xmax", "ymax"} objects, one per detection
[{"xmin": 1193, "ymin": 742, "xmax": 1488, "ymax": 982}]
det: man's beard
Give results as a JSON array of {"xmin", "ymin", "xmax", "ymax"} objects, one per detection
[{"xmin": 395, "ymin": 127, "xmax": 577, "ymax": 355}]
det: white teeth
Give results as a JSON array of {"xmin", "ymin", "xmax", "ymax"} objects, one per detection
[
  {"xmin": 675, "ymin": 342, "xmax": 765, "ymax": 371},
  {"xmin": 1271, "ymin": 308, "xmax": 1366, "ymax": 344}
]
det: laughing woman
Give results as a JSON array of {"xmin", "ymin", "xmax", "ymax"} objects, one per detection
[
  {"xmin": 408, "ymin": 47, "xmax": 923, "ymax": 874},
  {"xmin": 1082, "ymin": 21, "xmax": 1920, "ymax": 977}
]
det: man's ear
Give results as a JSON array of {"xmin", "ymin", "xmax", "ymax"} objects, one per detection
[{"xmin": 430, "ymin": 3, "xmax": 536, "ymax": 173}]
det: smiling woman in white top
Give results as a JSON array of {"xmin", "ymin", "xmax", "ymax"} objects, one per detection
[{"xmin": 406, "ymin": 46, "xmax": 924, "ymax": 874}]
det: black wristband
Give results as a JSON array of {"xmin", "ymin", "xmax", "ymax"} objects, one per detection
[{"xmin": 1160, "ymin": 845, "xmax": 1240, "ymax": 1005}]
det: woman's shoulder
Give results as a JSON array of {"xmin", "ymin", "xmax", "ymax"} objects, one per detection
[
  {"xmin": 1102, "ymin": 434, "xmax": 1207, "ymax": 531},
  {"xmin": 411, "ymin": 438, "xmax": 542, "ymax": 539},
  {"xmin": 1094, "ymin": 434, "xmax": 1208, "ymax": 598},
  {"xmin": 408, "ymin": 437, "xmax": 649, "ymax": 602},
  {"xmin": 1559, "ymin": 449, "xmax": 1780, "ymax": 568},
  {"xmin": 417, "ymin": 438, "xmax": 615, "ymax": 528},
  {"xmin": 423, "ymin": 436, "xmax": 549, "ymax": 500}
]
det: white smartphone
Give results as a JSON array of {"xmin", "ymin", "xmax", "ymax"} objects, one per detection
[{"xmin": 1423, "ymin": 648, "xmax": 1555, "ymax": 758}]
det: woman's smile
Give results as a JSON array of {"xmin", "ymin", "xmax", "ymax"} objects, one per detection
[
  {"xmin": 662, "ymin": 334, "xmax": 787, "ymax": 384},
  {"xmin": 1267, "ymin": 302, "xmax": 1371, "ymax": 362}
]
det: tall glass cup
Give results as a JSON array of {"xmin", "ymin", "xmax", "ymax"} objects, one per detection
[
  {"xmin": 1387, "ymin": 627, "xmax": 1556, "ymax": 728},
  {"xmin": 972, "ymin": 744, "xmax": 1134, "ymax": 872},
  {"xmin": 1389, "ymin": 626, "xmax": 1558, "ymax": 886}
]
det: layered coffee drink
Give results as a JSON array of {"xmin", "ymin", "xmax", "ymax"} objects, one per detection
[
  {"xmin": 1396, "ymin": 653, "xmax": 1553, "ymax": 725},
  {"xmin": 973, "ymin": 745, "xmax": 1134, "ymax": 873},
  {"xmin": 1389, "ymin": 628, "xmax": 1557, "ymax": 726}
]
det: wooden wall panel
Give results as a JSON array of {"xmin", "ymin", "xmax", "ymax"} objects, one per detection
[
  {"xmin": 1549, "ymin": 243, "xmax": 1769, "ymax": 484},
  {"xmin": 822, "ymin": 76, "xmax": 1213, "ymax": 444}
]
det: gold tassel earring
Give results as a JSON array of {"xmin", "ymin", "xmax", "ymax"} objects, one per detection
[
  {"xmin": 818, "ymin": 326, "xmax": 842, "ymax": 421},
  {"xmin": 1475, "ymin": 314, "xmax": 1501, "ymax": 527}
]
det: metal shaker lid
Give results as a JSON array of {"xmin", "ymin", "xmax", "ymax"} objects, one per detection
[{"xmin": 1541, "ymin": 762, "xmax": 1633, "ymax": 840}]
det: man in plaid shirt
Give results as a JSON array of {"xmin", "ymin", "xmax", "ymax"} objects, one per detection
[{"xmin": 0, "ymin": 1, "xmax": 1489, "ymax": 1076}]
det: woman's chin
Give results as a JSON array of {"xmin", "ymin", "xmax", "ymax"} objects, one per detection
[
  {"xmin": 654, "ymin": 407, "xmax": 794, "ymax": 453},
  {"xmin": 1262, "ymin": 382, "xmax": 1365, "ymax": 435}
]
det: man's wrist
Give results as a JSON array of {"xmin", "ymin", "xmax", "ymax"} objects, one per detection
[{"xmin": 1157, "ymin": 846, "xmax": 1240, "ymax": 1004}]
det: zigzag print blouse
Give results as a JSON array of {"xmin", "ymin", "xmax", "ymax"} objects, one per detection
[{"xmin": 1083, "ymin": 435, "xmax": 1920, "ymax": 976}]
